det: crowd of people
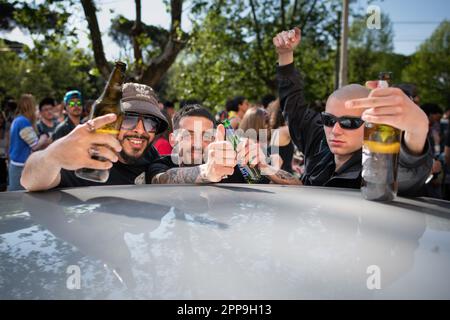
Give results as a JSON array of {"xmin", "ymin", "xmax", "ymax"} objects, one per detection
[{"xmin": 0, "ymin": 27, "xmax": 449, "ymax": 201}]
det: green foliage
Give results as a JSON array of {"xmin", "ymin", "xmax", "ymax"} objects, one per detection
[
  {"xmin": 347, "ymin": 12, "xmax": 406, "ymax": 84},
  {"xmin": 0, "ymin": 40, "xmax": 98, "ymax": 103},
  {"xmin": 109, "ymin": 15, "xmax": 169, "ymax": 58},
  {"xmin": 165, "ymin": 0, "xmax": 340, "ymax": 111},
  {"xmin": 404, "ymin": 20, "xmax": 450, "ymax": 107}
]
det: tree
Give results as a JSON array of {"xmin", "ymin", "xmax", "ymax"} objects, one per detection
[
  {"xmin": 165, "ymin": 0, "xmax": 340, "ymax": 110},
  {"xmin": 404, "ymin": 20, "xmax": 450, "ymax": 107},
  {"xmin": 347, "ymin": 12, "xmax": 406, "ymax": 84},
  {"xmin": 81, "ymin": 0, "xmax": 190, "ymax": 87},
  {"xmin": 0, "ymin": 39, "xmax": 97, "ymax": 103},
  {"xmin": 0, "ymin": 1, "xmax": 96, "ymax": 102}
]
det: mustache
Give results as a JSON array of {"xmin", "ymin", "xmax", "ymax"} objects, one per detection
[{"xmin": 124, "ymin": 134, "xmax": 150, "ymax": 142}]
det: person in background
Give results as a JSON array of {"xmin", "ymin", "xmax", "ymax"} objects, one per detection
[
  {"xmin": 153, "ymin": 109, "xmax": 173, "ymax": 156},
  {"xmin": 2, "ymin": 98, "xmax": 17, "ymax": 159},
  {"xmin": 0, "ymin": 111, "xmax": 8, "ymax": 191},
  {"xmin": 421, "ymin": 103, "xmax": 443, "ymax": 156},
  {"xmin": 267, "ymin": 99, "xmax": 294, "ymax": 173},
  {"xmin": 53, "ymin": 90, "xmax": 84, "ymax": 141},
  {"xmin": 238, "ymin": 106, "xmax": 270, "ymax": 145},
  {"xmin": 226, "ymin": 96, "xmax": 250, "ymax": 130},
  {"xmin": 394, "ymin": 83, "xmax": 420, "ymax": 105},
  {"xmin": 444, "ymin": 124, "xmax": 450, "ymax": 200},
  {"xmin": 163, "ymin": 100, "xmax": 176, "ymax": 120},
  {"xmin": 215, "ymin": 110, "xmax": 228, "ymax": 123},
  {"xmin": 261, "ymin": 94, "xmax": 276, "ymax": 109},
  {"xmin": 53, "ymin": 100, "xmax": 66, "ymax": 124},
  {"xmin": 82, "ymin": 99, "xmax": 95, "ymax": 123},
  {"xmin": 8, "ymin": 94, "xmax": 49, "ymax": 191},
  {"xmin": 440, "ymin": 106, "xmax": 449, "ymax": 151},
  {"xmin": 418, "ymin": 103, "xmax": 444, "ymax": 199},
  {"xmin": 37, "ymin": 97, "xmax": 58, "ymax": 141}
]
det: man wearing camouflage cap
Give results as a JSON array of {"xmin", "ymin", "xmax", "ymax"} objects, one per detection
[{"xmin": 21, "ymin": 83, "xmax": 241, "ymax": 190}]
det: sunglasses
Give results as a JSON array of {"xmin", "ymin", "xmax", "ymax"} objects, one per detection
[
  {"xmin": 121, "ymin": 112, "xmax": 159, "ymax": 133},
  {"xmin": 320, "ymin": 112, "xmax": 364, "ymax": 130},
  {"xmin": 68, "ymin": 101, "xmax": 82, "ymax": 107}
]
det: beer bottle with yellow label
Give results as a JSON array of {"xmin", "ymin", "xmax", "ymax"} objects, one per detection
[
  {"xmin": 361, "ymin": 72, "xmax": 402, "ymax": 201},
  {"xmin": 75, "ymin": 61, "xmax": 127, "ymax": 182}
]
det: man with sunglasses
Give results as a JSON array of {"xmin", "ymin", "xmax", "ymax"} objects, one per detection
[
  {"xmin": 272, "ymin": 28, "xmax": 432, "ymax": 194},
  {"xmin": 53, "ymin": 90, "xmax": 84, "ymax": 141},
  {"xmin": 149, "ymin": 104, "xmax": 300, "ymax": 185},
  {"xmin": 22, "ymin": 83, "xmax": 264, "ymax": 191}
]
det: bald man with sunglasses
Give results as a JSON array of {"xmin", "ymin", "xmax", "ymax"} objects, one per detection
[{"xmin": 273, "ymin": 28, "xmax": 432, "ymax": 194}]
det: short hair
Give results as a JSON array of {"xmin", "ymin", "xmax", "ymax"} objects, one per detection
[
  {"xmin": 225, "ymin": 98, "xmax": 235, "ymax": 112},
  {"xmin": 421, "ymin": 103, "xmax": 442, "ymax": 116},
  {"xmin": 39, "ymin": 97, "xmax": 56, "ymax": 111},
  {"xmin": 232, "ymin": 96, "xmax": 246, "ymax": 110},
  {"xmin": 179, "ymin": 99, "xmax": 201, "ymax": 109},
  {"xmin": 172, "ymin": 104, "xmax": 216, "ymax": 130},
  {"xmin": 163, "ymin": 100, "xmax": 175, "ymax": 109},
  {"xmin": 326, "ymin": 84, "xmax": 370, "ymax": 106},
  {"xmin": 261, "ymin": 94, "xmax": 276, "ymax": 109},
  {"xmin": 393, "ymin": 83, "xmax": 418, "ymax": 100}
]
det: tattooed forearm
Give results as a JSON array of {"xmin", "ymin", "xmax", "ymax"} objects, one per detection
[
  {"xmin": 152, "ymin": 165, "xmax": 211, "ymax": 184},
  {"xmin": 268, "ymin": 169, "xmax": 301, "ymax": 185}
]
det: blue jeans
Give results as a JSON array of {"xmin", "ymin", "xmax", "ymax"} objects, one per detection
[{"xmin": 7, "ymin": 163, "xmax": 25, "ymax": 191}]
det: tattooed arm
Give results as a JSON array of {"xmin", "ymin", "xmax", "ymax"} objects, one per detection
[
  {"xmin": 153, "ymin": 124, "xmax": 237, "ymax": 184},
  {"xmin": 265, "ymin": 167, "xmax": 301, "ymax": 185},
  {"xmin": 152, "ymin": 164, "xmax": 212, "ymax": 184}
]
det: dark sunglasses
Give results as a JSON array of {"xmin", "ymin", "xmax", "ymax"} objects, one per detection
[
  {"xmin": 320, "ymin": 112, "xmax": 364, "ymax": 130},
  {"xmin": 121, "ymin": 112, "xmax": 159, "ymax": 133},
  {"xmin": 68, "ymin": 101, "xmax": 82, "ymax": 107}
]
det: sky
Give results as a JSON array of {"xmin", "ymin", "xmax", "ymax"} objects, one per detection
[{"xmin": 1, "ymin": 0, "xmax": 449, "ymax": 59}]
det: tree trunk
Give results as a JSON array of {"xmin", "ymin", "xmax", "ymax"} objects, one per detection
[
  {"xmin": 80, "ymin": 0, "xmax": 111, "ymax": 80},
  {"xmin": 140, "ymin": 0, "xmax": 187, "ymax": 87},
  {"xmin": 132, "ymin": 0, "xmax": 143, "ymax": 75},
  {"xmin": 334, "ymin": 10, "xmax": 341, "ymax": 91},
  {"xmin": 339, "ymin": 0, "xmax": 349, "ymax": 88}
]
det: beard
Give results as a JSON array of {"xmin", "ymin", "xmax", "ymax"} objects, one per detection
[
  {"xmin": 119, "ymin": 149, "xmax": 141, "ymax": 165},
  {"xmin": 119, "ymin": 133, "xmax": 150, "ymax": 164}
]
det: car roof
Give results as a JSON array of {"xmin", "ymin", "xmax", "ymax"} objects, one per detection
[{"xmin": 1, "ymin": 184, "xmax": 449, "ymax": 299}]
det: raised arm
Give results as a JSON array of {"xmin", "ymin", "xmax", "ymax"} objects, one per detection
[
  {"xmin": 21, "ymin": 114, "xmax": 122, "ymax": 191},
  {"xmin": 273, "ymin": 28, "xmax": 323, "ymax": 155}
]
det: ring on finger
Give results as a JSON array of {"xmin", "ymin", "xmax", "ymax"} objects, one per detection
[
  {"xmin": 89, "ymin": 146, "xmax": 100, "ymax": 157},
  {"xmin": 86, "ymin": 120, "xmax": 96, "ymax": 133}
]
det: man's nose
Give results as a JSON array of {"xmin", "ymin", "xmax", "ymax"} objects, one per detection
[
  {"xmin": 331, "ymin": 122, "xmax": 344, "ymax": 135},
  {"xmin": 134, "ymin": 119, "xmax": 147, "ymax": 134}
]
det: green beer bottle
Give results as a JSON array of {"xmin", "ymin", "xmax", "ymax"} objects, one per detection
[
  {"xmin": 75, "ymin": 61, "xmax": 127, "ymax": 183},
  {"xmin": 361, "ymin": 72, "xmax": 402, "ymax": 201},
  {"xmin": 222, "ymin": 119, "xmax": 262, "ymax": 184}
]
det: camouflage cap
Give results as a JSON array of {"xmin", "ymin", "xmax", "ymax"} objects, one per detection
[{"xmin": 121, "ymin": 83, "xmax": 168, "ymax": 134}]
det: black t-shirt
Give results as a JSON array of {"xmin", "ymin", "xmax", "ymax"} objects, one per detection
[
  {"xmin": 57, "ymin": 145, "xmax": 166, "ymax": 188},
  {"xmin": 53, "ymin": 116, "xmax": 80, "ymax": 141},
  {"xmin": 37, "ymin": 120, "xmax": 58, "ymax": 139},
  {"xmin": 446, "ymin": 122, "xmax": 450, "ymax": 147},
  {"xmin": 147, "ymin": 155, "xmax": 270, "ymax": 184}
]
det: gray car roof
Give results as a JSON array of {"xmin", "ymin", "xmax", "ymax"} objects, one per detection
[{"xmin": 0, "ymin": 184, "xmax": 449, "ymax": 299}]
